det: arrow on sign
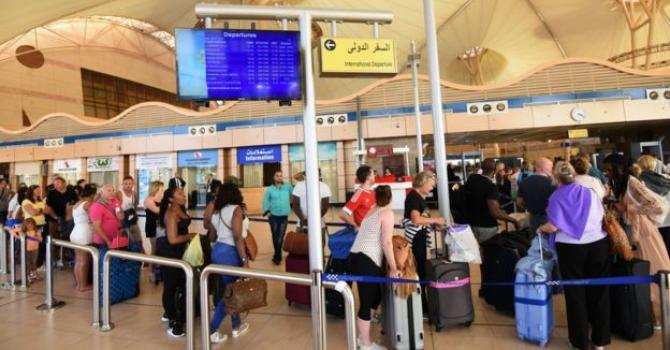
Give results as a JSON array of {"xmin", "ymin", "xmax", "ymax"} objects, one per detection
[{"xmin": 324, "ymin": 39, "xmax": 336, "ymax": 51}]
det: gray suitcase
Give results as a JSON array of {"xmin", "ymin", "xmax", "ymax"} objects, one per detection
[{"xmin": 383, "ymin": 284, "xmax": 424, "ymax": 350}]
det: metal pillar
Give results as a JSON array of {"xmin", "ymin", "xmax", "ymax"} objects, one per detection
[
  {"xmin": 18, "ymin": 233, "xmax": 26, "ymax": 290},
  {"xmin": 356, "ymin": 97, "xmax": 365, "ymax": 167},
  {"xmin": 299, "ymin": 12, "xmax": 326, "ymax": 350},
  {"xmin": 0, "ymin": 227, "xmax": 6, "ymax": 274},
  {"xmin": 101, "ymin": 250, "xmax": 195, "ymax": 350},
  {"xmin": 35, "ymin": 236, "xmax": 66, "ymax": 310},
  {"xmin": 659, "ymin": 270, "xmax": 670, "ymax": 350},
  {"xmin": 1, "ymin": 232, "xmax": 15, "ymax": 289},
  {"xmin": 422, "ymin": 0, "xmax": 452, "ymax": 223},
  {"xmin": 410, "ymin": 40, "xmax": 424, "ymax": 172}
]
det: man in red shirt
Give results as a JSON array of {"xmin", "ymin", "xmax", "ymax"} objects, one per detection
[{"xmin": 339, "ymin": 165, "xmax": 376, "ymax": 229}]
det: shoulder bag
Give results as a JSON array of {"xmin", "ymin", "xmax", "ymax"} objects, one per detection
[{"xmin": 218, "ymin": 208, "xmax": 258, "ymax": 261}]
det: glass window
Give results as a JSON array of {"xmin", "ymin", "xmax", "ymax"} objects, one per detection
[{"xmin": 80, "ymin": 68, "xmax": 195, "ymax": 119}]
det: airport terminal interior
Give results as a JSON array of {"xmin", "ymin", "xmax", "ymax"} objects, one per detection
[{"xmin": 3, "ymin": 0, "xmax": 670, "ymax": 349}]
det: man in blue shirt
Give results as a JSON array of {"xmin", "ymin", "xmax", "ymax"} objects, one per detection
[{"xmin": 263, "ymin": 170, "xmax": 293, "ymax": 265}]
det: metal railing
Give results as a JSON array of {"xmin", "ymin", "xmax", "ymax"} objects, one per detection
[
  {"xmin": 100, "ymin": 250, "xmax": 195, "ymax": 350},
  {"xmin": 36, "ymin": 237, "xmax": 98, "ymax": 327},
  {"xmin": 199, "ymin": 264, "xmax": 357, "ymax": 350},
  {"xmin": 1, "ymin": 228, "xmax": 27, "ymax": 290}
]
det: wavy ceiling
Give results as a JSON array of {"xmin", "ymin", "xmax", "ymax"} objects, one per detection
[
  {"xmin": 2, "ymin": 58, "xmax": 669, "ymax": 143},
  {"xmin": 3, "ymin": 0, "xmax": 670, "ymax": 100}
]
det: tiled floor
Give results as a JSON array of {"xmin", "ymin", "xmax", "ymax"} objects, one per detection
[{"xmin": 0, "ymin": 218, "xmax": 663, "ymax": 349}]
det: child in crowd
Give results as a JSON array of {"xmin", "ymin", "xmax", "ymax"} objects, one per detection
[{"xmin": 12, "ymin": 218, "xmax": 42, "ymax": 283}]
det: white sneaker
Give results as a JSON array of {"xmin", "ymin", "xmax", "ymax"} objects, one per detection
[
  {"xmin": 160, "ymin": 315, "xmax": 169, "ymax": 323},
  {"xmin": 359, "ymin": 342, "xmax": 386, "ymax": 350},
  {"xmin": 210, "ymin": 331, "xmax": 228, "ymax": 343},
  {"xmin": 231, "ymin": 323, "xmax": 249, "ymax": 338}
]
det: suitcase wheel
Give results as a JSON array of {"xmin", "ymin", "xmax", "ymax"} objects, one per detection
[
  {"xmin": 288, "ymin": 301, "xmax": 292, "ymax": 306},
  {"xmin": 435, "ymin": 325, "xmax": 443, "ymax": 332},
  {"xmin": 464, "ymin": 321, "xmax": 473, "ymax": 328}
]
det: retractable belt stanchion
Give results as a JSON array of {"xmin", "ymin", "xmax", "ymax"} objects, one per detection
[
  {"xmin": 658, "ymin": 270, "xmax": 670, "ymax": 350},
  {"xmin": 18, "ymin": 232, "xmax": 27, "ymax": 290},
  {"xmin": 36, "ymin": 238, "xmax": 97, "ymax": 324},
  {"xmin": 0, "ymin": 227, "xmax": 7, "ymax": 274},
  {"xmin": 4, "ymin": 231, "xmax": 15, "ymax": 288},
  {"xmin": 199, "ymin": 265, "xmax": 358, "ymax": 350},
  {"xmin": 101, "ymin": 250, "xmax": 195, "ymax": 350}
]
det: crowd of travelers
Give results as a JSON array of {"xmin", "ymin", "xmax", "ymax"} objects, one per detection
[{"xmin": 2, "ymin": 150, "xmax": 670, "ymax": 350}]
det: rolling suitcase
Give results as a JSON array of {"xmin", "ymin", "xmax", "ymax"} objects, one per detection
[
  {"xmin": 383, "ymin": 284, "xmax": 424, "ymax": 350},
  {"xmin": 515, "ymin": 236, "xmax": 555, "ymax": 347},
  {"xmin": 285, "ymin": 253, "xmax": 310, "ymax": 306},
  {"xmin": 325, "ymin": 257, "xmax": 348, "ymax": 317},
  {"xmin": 99, "ymin": 243, "xmax": 141, "ymax": 304},
  {"xmin": 480, "ymin": 232, "xmax": 530, "ymax": 314},
  {"xmin": 425, "ymin": 259, "xmax": 474, "ymax": 330},
  {"xmin": 610, "ymin": 258, "xmax": 654, "ymax": 342}
]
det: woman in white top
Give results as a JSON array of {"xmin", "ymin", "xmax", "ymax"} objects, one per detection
[
  {"xmin": 70, "ymin": 185, "xmax": 97, "ymax": 292},
  {"xmin": 348, "ymin": 185, "xmax": 398, "ymax": 350},
  {"xmin": 208, "ymin": 183, "xmax": 250, "ymax": 344},
  {"xmin": 573, "ymin": 157, "xmax": 607, "ymax": 199}
]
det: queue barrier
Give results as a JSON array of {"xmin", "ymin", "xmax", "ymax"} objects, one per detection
[
  {"xmin": 324, "ymin": 270, "xmax": 670, "ymax": 350},
  {"xmin": 0, "ymin": 227, "xmax": 27, "ymax": 290},
  {"xmin": 101, "ymin": 250, "xmax": 195, "ymax": 350},
  {"xmin": 35, "ymin": 237, "xmax": 98, "ymax": 327},
  {"xmin": 200, "ymin": 264, "xmax": 357, "ymax": 350}
]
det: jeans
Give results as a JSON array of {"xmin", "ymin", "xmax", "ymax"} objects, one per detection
[
  {"xmin": 210, "ymin": 242, "xmax": 242, "ymax": 333},
  {"xmin": 269, "ymin": 215, "xmax": 288, "ymax": 261}
]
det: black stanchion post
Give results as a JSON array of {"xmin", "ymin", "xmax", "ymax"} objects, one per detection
[{"xmin": 659, "ymin": 270, "xmax": 670, "ymax": 350}]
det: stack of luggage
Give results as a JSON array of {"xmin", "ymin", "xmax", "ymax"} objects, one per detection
[
  {"xmin": 480, "ymin": 230, "xmax": 531, "ymax": 315},
  {"xmin": 283, "ymin": 230, "xmax": 310, "ymax": 306}
]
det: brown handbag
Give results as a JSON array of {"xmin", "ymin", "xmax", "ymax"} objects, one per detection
[
  {"xmin": 244, "ymin": 230, "xmax": 258, "ymax": 261},
  {"xmin": 282, "ymin": 230, "xmax": 309, "ymax": 256},
  {"xmin": 223, "ymin": 278, "xmax": 268, "ymax": 314},
  {"xmin": 602, "ymin": 209, "xmax": 634, "ymax": 261}
]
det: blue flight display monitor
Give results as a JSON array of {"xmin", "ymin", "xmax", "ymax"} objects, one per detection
[{"xmin": 175, "ymin": 28, "xmax": 301, "ymax": 101}]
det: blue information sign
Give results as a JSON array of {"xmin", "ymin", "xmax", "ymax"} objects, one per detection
[
  {"xmin": 175, "ymin": 28, "xmax": 301, "ymax": 100},
  {"xmin": 237, "ymin": 145, "xmax": 282, "ymax": 164}
]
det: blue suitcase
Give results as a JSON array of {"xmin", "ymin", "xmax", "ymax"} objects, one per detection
[
  {"xmin": 514, "ymin": 236, "xmax": 555, "ymax": 347},
  {"xmin": 99, "ymin": 244, "xmax": 141, "ymax": 304}
]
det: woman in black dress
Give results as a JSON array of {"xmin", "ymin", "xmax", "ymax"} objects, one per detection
[{"xmin": 156, "ymin": 187, "xmax": 196, "ymax": 337}]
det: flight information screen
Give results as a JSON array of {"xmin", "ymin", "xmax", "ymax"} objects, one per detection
[{"xmin": 175, "ymin": 28, "xmax": 301, "ymax": 100}]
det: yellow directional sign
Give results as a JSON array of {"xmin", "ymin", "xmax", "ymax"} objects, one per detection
[
  {"xmin": 320, "ymin": 37, "xmax": 398, "ymax": 76},
  {"xmin": 568, "ymin": 129, "xmax": 589, "ymax": 139}
]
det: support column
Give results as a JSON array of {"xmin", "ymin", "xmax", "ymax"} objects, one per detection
[{"xmin": 423, "ymin": 0, "xmax": 452, "ymax": 222}]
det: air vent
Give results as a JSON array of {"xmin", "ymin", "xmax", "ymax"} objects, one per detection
[
  {"xmin": 466, "ymin": 100, "xmax": 508, "ymax": 115},
  {"xmin": 188, "ymin": 124, "xmax": 217, "ymax": 136},
  {"xmin": 316, "ymin": 113, "xmax": 347, "ymax": 127}
]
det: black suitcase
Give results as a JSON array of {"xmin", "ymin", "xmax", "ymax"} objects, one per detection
[
  {"xmin": 325, "ymin": 257, "xmax": 348, "ymax": 318},
  {"xmin": 610, "ymin": 258, "xmax": 654, "ymax": 342},
  {"xmin": 480, "ymin": 232, "xmax": 530, "ymax": 315},
  {"xmin": 425, "ymin": 259, "xmax": 474, "ymax": 331}
]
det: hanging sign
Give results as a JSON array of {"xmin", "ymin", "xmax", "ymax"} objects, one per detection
[
  {"xmin": 568, "ymin": 129, "xmax": 589, "ymax": 139},
  {"xmin": 238, "ymin": 145, "xmax": 282, "ymax": 165},
  {"xmin": 136, "ymin": 153, "xmax": 173, "ymax": 170},
  {"xmin": 87, "ymin": 157, "xmax": 119, "ymax": 172},
  {"xmin": 178, "ymin": 149, "xmax": 218, "ymax": 168},
  {"xmin": 53, "ymin": 159, "xmax": 81, "ymax": 173},
  {"xmin": 320, "ymin": 37, "xmax": 398, "ymax": 76}
]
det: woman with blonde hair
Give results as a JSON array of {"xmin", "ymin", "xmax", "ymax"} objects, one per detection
[
  {"xmin": 637, "ymin": 155, "xmax": 670, "ymax": 255},
  {"xmin": 626, "ymin": 156, "xmax": 670, "ymax": 328},
  {"xmin": 539, "ymin": 161, "xmax": 610, "ymax": 350},
  {"xmin": 403, "ymin": 170, "xmax": 446, "ymax": 312}
]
